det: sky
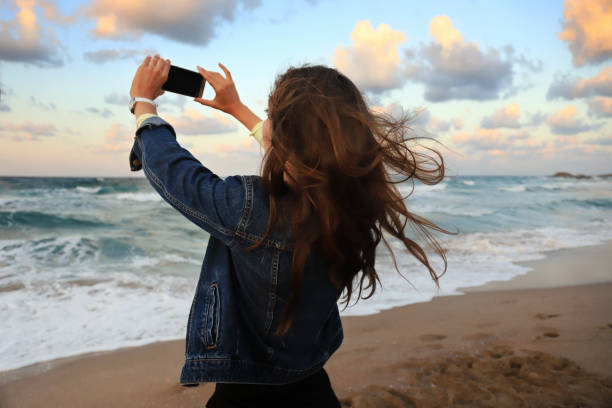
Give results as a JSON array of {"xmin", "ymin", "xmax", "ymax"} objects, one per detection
[{"xmin": 0, "ymin": 0, "xmax": 611, "ymax": 177}]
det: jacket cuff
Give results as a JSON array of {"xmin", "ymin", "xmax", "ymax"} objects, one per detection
[
  {"xmin": 136, "ymin": 115, "xmax": 176, "ymax": 138},
  {"xmin": 129, "ymin": 116, "xmax": 177, "ymax": 172}
]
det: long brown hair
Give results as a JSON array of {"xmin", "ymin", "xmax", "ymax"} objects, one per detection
[{"xmin": 249, "ymin": 65, "xmax": 456, "ymax": 337}]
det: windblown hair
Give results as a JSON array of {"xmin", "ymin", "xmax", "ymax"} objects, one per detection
[{"xmin": 250, "ymin": 65, "xmax": 455, "ymax": 337}]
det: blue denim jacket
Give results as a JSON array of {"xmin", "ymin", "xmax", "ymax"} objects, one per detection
[{"xmin": 129, "ymin": 116, "xmax": 344, "ymax": 385}]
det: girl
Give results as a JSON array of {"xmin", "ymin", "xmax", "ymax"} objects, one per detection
[{"xmin": 128, "ymin": 55, "xmax": 450, "ymax": 408}]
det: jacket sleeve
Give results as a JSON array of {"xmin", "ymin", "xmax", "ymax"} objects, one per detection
[{"xmin": 129, "ymin": 116, "xmax": 245, "ymax": 246}]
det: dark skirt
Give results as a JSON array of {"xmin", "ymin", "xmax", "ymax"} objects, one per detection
[{"xmin": 205, "ymin": 367, "xmax": 341, "ymax": 408}]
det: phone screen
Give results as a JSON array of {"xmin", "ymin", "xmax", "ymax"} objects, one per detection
[{"xmin": 162, "ymin": 65, "xmax": 205, "ymax": 98}]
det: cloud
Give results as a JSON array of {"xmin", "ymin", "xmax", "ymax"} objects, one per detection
[
  {"xmin": 583, "ymin": 135, "xmax": 612, "ymax": 146},
  {"xmin": 481, "ymin": 103, "xmax": 521, "ymax": 129},
  {"xmin": 405, "ymin": 15, "xmax": 514, "ymax": 102},
  {"xmin": 87, "ymin": 107, "xmax": 113, "ymax": 118},
  {"xmin": 547, "ymin": 105, "xmax": 601, "ymax": 135},
  {"xmin": 0, "ymin": 81, "xmax": 11, "ymax": 111},
  {"xmin": 213, "ymin": 136, "xmax": 261, "ymax": 157},
  {"xmin": 100, "ymin": 123, "xmax": 131, "ymax": 152},
  {"xmin": 30, "ymin": 95, "xmax": 56, "ymax": 110},
  {"xmin": 0, "ymin": 0, "xmax": 66, "ymax": 67},
  {"xmin": 104, "ymin": 92, "xmax": 127, "ymax": 106},
  {"xmin": 84, "ymin": 0, "xmax": 261, "ymax": 45},
  {"xmin": 452, "ymin": 127, "xmax": 504, "ymax": 151},
  {"xmin": 451, "ymin": 126, "xmax": 548, "ymax": 155},
  {"xmin": 558, "ymin": 0, "xmax": 612, "ymax": 66},
  {"xmin": 36, "ymin": 0, "xmax": 76, "ymax": 25},
  {"xmin": 333, "ymin": 20, "xmax": 408, "ymax": 94},
  {"xmin": 586, "ymin": 96, "xmax": 612, "ymax": 117},
  {"xmin": 371, "ymin": 103, "xmax": 463, "ymax": 134},
  {"xmin": 165, "ymin": 108, "xmax": 237, "ymax": 135},
  {"xmin": 425, "ymin": 115, "xmax": 463, "ymax": 133},
  {"xmin": 156, "ymin": 94, "xmax": 187, "ymax": 112},
  {"xmin": 526, "ymin": 111, "xmax": 547, "ymax": 126},
  {"xmin": 83, "ymin": 47, "xmax": 157, "ymax": 64},
  {"xmin": 480, "ymin": 104, "xmax": 548, "ymax": 129},
  {"xmin": 547, "ymin": 67, "xmax": 612, "ymax": 99},
  {"xmin": 0, "ymin": 121, "xmax": 57, "ymax": 140}
]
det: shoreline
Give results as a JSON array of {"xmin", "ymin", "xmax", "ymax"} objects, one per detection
[
  {"xmin": 1, "ymin": 241, "xmax": 611, "ymax": 406},
  {"xmin": 459, "ymin": 239, "xmax": 612, "ymax": 293},
  {"xmin": 2, "ymin": 240, "xmax": 611, "ymax": 376},
  {"xmin": 3, "ymin": 240, "xmax": 610, "ymax": 375}
]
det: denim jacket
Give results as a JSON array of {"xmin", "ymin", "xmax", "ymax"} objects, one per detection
[{"xmin": 129, "ymin": 116, "xmax": 344, "ymax": 385}]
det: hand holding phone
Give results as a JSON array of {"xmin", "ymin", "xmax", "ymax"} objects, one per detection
[
  {"xmin": 162, "ymin": 65, "xmax": 206, "ymax": 98},
  {"xmin": 194, "ymin": 63, "xmax": 243, "ymax": 115}
]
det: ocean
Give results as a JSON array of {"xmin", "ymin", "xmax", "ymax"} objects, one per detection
[{"xmin": 1, "ymin": 175, "xmax": 611, "ymax": 372}]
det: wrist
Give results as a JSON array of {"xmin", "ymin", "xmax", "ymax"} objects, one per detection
[
  {"xmin": 133, "ymin": 101, "xmax": 158, "ymax": 117},
  {"xmin": 226, "ymin": 102, "xmax": 247, "ymax": 117},
  {"xmin": 230, "ymin": 103, "xmax": 261, "ymax": 131}
]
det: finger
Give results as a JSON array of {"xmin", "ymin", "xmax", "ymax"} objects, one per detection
[
  {"xmin": 162, "ymin": 59, "xmax": 171, "ymax": 77},
  {"xmin": 142, "ymin": 55, "xmax": 152, "ymax": 66},
  {"xmin": 196, "ymin": 66, "xmax": 209, "ymax": 79},
  {"xmin": 194, "ymin": 97, "xmax": 215, "ymax": 107},
  {"xmin": 152, "ymin": 55, "xmax": 164, "ymax": 71},
  {"xmin": 218, "ymin": 63, "xmax": 232, "ymax": 81},
  {"xmin": 197, "ymin": 66, "xmax": 219, "ymax": 88}
]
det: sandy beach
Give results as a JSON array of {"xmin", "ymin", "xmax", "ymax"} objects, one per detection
[{"xmin": 1, "ymin": 242, "xmax": 611, "ymax": 407}]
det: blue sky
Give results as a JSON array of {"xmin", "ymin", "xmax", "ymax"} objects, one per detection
[{"xmin": 1, "ymin": 0, "xmax": 610, "ymax": 176}]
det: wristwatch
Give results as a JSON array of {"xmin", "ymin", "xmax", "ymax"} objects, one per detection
[{"xmin": 129, "ymin": 97, "xmax": 157, "ymax": 114}]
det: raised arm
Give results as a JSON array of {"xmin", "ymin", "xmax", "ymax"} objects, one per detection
[{"xmin": 127, "ymin": 55, "xmax": 246, "ymax": 246}]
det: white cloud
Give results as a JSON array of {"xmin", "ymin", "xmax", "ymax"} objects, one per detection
[
  {"xmin": 451, "ymin": 127, "xmax": 549, "ymax": 156},
  {"xmin": 100, "ymin": 123, "xmax": 131, "ymax": 152},
  {"xmin": 83, "ymin": 47, "xmax": 157, "ymax": 64},
  {"xmin": 405, "ymin": 15, "xmax": 514, "ymax": 101},
  {"xmin": 586, "ymin": 96, "xmax": 612, "ymax": 117},
  {"xmin": 87, "ymin": 107, "xmax": 113, "ymax": 118},
  {"xmin": 0, "ymin": 120, "xmax": 57, "ymax": 141},
  {"xmin": 547, "ymin": 67, "xmax": 612, "ymax": 99},
  {"xmin": 558, "ymin": 0, "xmax": 612, "ymax": 66},
  {"xmin": 165, "ymin": 108, "xmax": 237, "ymax": 136},
  {"xmin": 333, "ymin": 20, "xmax": 408, "ymax": 94},
  {"xmin": 30, "ymin": 95, "xmax": 56, "ymax": 111},
  {"xmin": 547, "ymin": 105, "xmax": 602, "ymax": 135},
  {"xmin": 0, "ymin": 0, "xmax": 66, "ymax": 67},
  {"xmin": 85, "ymin": 0, "xmax": 261, "ymax": 45},
  {"xmin": 480, "ymin": 103, "xmax": 521, "ymax": 129}
]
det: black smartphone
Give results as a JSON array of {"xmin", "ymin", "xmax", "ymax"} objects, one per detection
[{"xmin": 162, "ymin": 65, "xmax": 205, "ymax": 98}]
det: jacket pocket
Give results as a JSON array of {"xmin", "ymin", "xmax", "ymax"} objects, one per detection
[{"xmin": 204, "ymin": 283, "xmax": 220, "ymax": 348}]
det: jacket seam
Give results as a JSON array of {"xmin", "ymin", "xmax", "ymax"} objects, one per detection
[
  {"xmin": 137, "ymin": 137, "xmax": 234, "ymax": 238},
  {"xmin": 234, "ymin": 229, "xmax": 289, "ymax": 250},
  {"xmin": 264, "ymin": 246, "xmax": 281, "ymax": 335},
  {"xmin": 236, "ymin": 175, "xmax": 253, "ymax": 234}
]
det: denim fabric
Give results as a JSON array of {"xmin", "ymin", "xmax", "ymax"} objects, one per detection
[{"xmin": 129, "ymin": 116, "xmax": 344, "ymax": 385}]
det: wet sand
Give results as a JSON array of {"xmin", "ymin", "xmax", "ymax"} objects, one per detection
[{"xmin": 1, "ymin": 242, "xmax": 611, "ymax": 407}]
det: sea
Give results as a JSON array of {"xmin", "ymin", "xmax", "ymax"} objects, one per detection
[{"xmin": 1, "ymin": 175, "xmax": 611, "ymax": 372}]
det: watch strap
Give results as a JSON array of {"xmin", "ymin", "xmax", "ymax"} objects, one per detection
[{"xmin": 129, "ymin": 97, "xmax": 158, "ymax": 114}]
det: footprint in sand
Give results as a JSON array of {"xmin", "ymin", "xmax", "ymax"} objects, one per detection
[
  {"xmin": 535, "ymin": 313, "xmax": 560, "ymax": 320},
  {"xmin": 535, "ymin": 330, "xmax": 560, "ymax": 339},
  {"xmin": 419, "ymin": 334, "xmax": 447, "ymax": 342}
]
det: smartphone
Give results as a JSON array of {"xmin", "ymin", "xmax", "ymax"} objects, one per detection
[{"xmin": 162, "ymin": 65, "xmax": 205, "ymax": 98}]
